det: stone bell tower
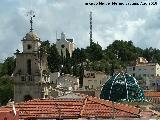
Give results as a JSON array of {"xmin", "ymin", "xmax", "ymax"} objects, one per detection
[{"xmin": 13, "ymin": 11, "xmax": 50, "ymax": 102}]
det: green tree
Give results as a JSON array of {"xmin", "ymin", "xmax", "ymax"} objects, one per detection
[
  {"xmin": 85, "ymin": 42, "xmax": 103, "ymax": 61},
  {"xmin": 0, "ymin": 57, "xmax": 15, "ymax": 105},
  {"xmin": 47, "ymin": 43, "xmax": 61, "ymax": 73},
  {"xmin": 103, "ymin": 40, "xmax": 143, "ymax": 71},
  {"xmin": 1, "ymin": 56, "xmax": 16, "ymax": 76},
  {"xmin": 62, "ymin": 49, "xmax": 72, "ymax": 74},
  {"xmin": 0, "ymin": 75, "xmax": 13, "ymax": 105},
  {"xmin": 41, "ymin": 40, "xmax": 50, "ymax": 51},
  {"xmin": 72, "ymin": 48, "xmax": 81, "ymax": 65},
  {"xmin": 79, "ymin": 63, "xmax": 84, "ymax": 88}
]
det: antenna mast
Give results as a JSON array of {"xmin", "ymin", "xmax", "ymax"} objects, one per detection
[
  {"xmin": 27, "ymin": 10, "xmax": 35, "ymax": 32},
  {"xmin": 90, "ymin": 11, "xmax": 93, "ymax": 46},
  {"xmin": 56, "ymin": 31, "xmax": 57, "ymax": 40}
]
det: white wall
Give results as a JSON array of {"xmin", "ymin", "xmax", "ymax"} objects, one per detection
[
  {"xmin": 127, "ymin": 63, "xmax": 160, "ymax": 78},
  {"xmin": 83, "ymin": 70, "xmax": 109, "ymax": 90}
]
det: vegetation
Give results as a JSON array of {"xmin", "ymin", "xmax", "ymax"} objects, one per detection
[{"xmin": 0, "ymin": 57, "xmax": 15, "ymax": 106}]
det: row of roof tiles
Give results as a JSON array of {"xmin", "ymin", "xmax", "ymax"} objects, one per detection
[
  {"xmin": 144, "ymin": 91, "xmax": 160, "ymax": 97},
  {"xmin": 1, "ymin": 95, "xmax": 141, "ymax": 119}
]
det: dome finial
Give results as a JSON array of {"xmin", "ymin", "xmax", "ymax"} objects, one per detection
[{"xmin": 27, "ymin": 10, "xmax": 35, "ymax": 32}]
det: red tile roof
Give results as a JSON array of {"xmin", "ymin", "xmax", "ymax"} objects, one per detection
[
  {"xmin": 1, "ymin": 96, "xmax": 140, "ymax": 119},
  {"xmin": 144, "ymin": 91, "xmax": 160, "ymax": 97},
  {"xmin": 0, "ymin": 107, "xmax": 19, "ymax": 120},
  {"xmin": 144, "ymin": 91, "xmax": 160, "ymax": 104}
]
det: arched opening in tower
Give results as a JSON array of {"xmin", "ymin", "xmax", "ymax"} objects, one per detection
[{"xmin": 27, "ymin": 59, "xmax": 31, "ymax": 75}]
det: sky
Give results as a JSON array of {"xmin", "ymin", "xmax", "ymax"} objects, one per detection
[{"xmin": 0, "ymin": 0, "xmax": 159, "ymax": 62}]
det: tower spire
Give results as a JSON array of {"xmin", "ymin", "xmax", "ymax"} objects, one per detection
[
  {"xmin": 27, "ymin": 10, "xmax": 35, "ymax": 32},
  {"xmin": 89, "ymin": 11, "xmax": 93, "ymax": 46}
]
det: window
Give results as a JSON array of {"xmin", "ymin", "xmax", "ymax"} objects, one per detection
[
  {"xmin": 91, "ymin": 73, "xmax": 95, "ymax": 78},
  {"xmin": 85, "ymin": 86, "xmax": 89, "ymax": 89},
  {"xmin": 133, "ymin": 73, "xmax": 135, "ymax": 77},
  {"xmin": 27, "ymin": 44, "xmax": 32, "ymax": 50},
  {"xmin": 133, "ymin": 67, "xmax": 135, "ymax": 71},
  {"xmin": 128, "ymin": 67, "xmax": 132, "ymax": 71},
  {"xmin": 88, "ymin": 80, "xmax": 92, "ymax": 82},
  {"xmin": 61, "ymin": 44, "xmax": 65, "ymax": 48},
  {"xmin": 27, "ymin": 59, "xmax": 31, "ymax": 75},
  {"xmin": 92, "ymin": 85, "xmax": 93, "ymax": 88},
  {"xmin": 152, "ymin": 83, "xmax": 155, "ymax": 86},
  {"xmin": 44, "ymin": 76, "xmax": 47, "ymax": 81},
  {"xmin": 28, "ymin": 76, "xmax": 32, "ymax": 81},
  {"xmin": 21, "ymin": 76, "xmax": 25, "ymax": 81},
  {"xmin": 91, "ymin": 73, "xmax": 94, "ymax": 76}
]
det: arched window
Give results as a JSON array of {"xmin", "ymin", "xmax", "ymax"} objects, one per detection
[
  {"xmin": 27, "ymin": 59, "xmax": 31, "ymax": 75},
  {"xmin": 27, "ymin": 44, "xmax": 32, "ymax": 50}
]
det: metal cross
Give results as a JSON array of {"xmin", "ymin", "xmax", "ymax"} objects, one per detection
[{"xmin": 27, "ymin": 10, "xmax": 35, "ymax": 32}]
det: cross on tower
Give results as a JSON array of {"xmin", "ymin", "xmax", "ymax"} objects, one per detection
[{"xmin": 27, "ymin": 10, "xmax": 35, "ymax": 32}]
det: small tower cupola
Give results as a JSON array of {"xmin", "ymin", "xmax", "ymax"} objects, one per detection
[
  {"xmin": 61, "ymin": 32, "xmax": 66, "ymax": 40},
  {"xmin": 21, "ymin": 10, "xmax": 41, "ymax": 53},
  {"xmin": 22, "ymin": 32, "xmax": 41, "ymax": 53}
]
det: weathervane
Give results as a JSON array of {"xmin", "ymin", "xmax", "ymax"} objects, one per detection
[{"xmin": 27, "ymin": 10, "xmax": 35, "ymax": 32}]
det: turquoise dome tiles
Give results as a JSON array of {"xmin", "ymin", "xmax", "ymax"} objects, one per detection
[{"xmin": 100, "ymin": 73, "xmax": 145, "ymax": 102}]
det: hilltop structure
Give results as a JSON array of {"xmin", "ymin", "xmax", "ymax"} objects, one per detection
[{"xmin": 56, "ymin": 32, "xmax": 75, "ymax": 57}]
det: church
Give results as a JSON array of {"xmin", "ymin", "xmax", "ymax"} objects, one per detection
[
  {"xmin": 56, "ymin": 32, "xmax": 75, "ymax": 57},
  {"xmin": 13, "ymin": 13, "xmax": 56, "ymax": 102}
]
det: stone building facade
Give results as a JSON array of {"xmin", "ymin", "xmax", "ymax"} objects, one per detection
[
  {"xmin": 56, "ymin": 32, "xmax": 75, "ymax": 57},
  {"xmin": 13, "ymin": 31, "xmax": 55, "ymax": 102}
]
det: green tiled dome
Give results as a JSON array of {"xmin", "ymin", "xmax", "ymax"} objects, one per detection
[{"xmin": 100, "ymin": 73, "xmax": 145, "ymax": 102}]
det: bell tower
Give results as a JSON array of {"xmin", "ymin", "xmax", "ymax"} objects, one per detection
[{"xmin": 13, "ymin": 11, "xmax": 50, "ymax": 102}]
